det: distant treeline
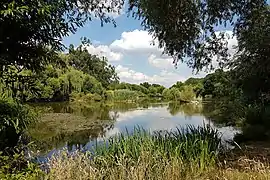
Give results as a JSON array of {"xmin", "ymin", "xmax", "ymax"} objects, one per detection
[{"xmin": 1, "ymin": 44, "xmax": 227, "ymax": 103}]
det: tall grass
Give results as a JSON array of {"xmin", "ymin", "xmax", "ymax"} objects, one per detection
[
  {"xmin": 94, "ymin": 125, "xmax": 220, "ymax": 167},
  {"xmin": 47, "ymin": 125, "xmax": 223, "ymax": 179}
]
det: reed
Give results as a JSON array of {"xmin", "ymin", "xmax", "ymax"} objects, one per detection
[{"xmin": 47, "ymin": 125, "xmax": 225, "ymax": 179}]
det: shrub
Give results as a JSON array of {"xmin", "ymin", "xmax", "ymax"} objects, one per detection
[
  {"xmin": 0, "ymin": 97, "xmax": 36, "ymax": 152},
  {"xmin": 82, "ymin": 75, "xmax": 104, "ymax": 95},
  {"xmin": 105, "ymin": 89, "xmax": 145, "ymax": 102},
  {"xmin": 0, "ymin": 151, "xmax": 44, "ymax": 180},
  {"xmin": 180, "ymin": 85, "xmax": 196, "ymax": 102},
  {"xmin": 162, "ymin": 88, "xmax": 181, "ymax": 101}
]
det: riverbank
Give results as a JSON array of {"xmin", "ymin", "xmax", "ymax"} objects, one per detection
[
  {"xmin": 46, "ymin": 129, "xmax": 270, "ymax": 180},
  {"xmin": 2, "ymin": 126, "xmax": 270, "ymax": 179},
  {"xmin": 45, "ymin": 140, "xmax": 270, "ymax": 180}
]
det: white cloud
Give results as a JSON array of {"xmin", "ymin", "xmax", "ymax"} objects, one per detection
[
  {"xmin": 110, "ymin": 30, "xmax": 162, "ymax": 55},
  {"xmin": 110, "ymin": 29, "xmax": 177, "ymax": 70},
  {"xmin": 84, "ymin": 44, "xmax": 123, "ymax": 62},
  {"xmin": 116, "ymin": 65, "xmax": 149, "ymax": 83},
  {"xmin": 152, "ymin": 70, "xmax": 187, "ymax": 86},
  {"xmin": 83, "ymin": 29, "xmax": 238, "ymax": 86},
  {"xmin": 148, "ymin": 54, "xmax": 174, "ymax": 70}
]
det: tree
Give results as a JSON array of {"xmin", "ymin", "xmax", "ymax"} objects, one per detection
[
  {"xmin": 230, "ymin": 5, "xmax": 270, "ymax": 104},
  {"xmin": 140, "ymin": 82, "xmax": 151, "ymax": 89},
  {"xmin": 202, "ymin": 69, "xmax": 231, "ymax": 98},
  {"xmin": 162, "ymin": 88, "xmax": 181, "ymax": 101},
  {"xmin": 151, "ymin": 84, "xmax": 165, "ymax": 94},
  {"xmin": 68, "ymin": 45, "xmax": 119, "ymax": 88},
  {"xmin": 185, "ymin": 78, "xmax": 203, "ymax": 86},
  {"xmin": 83, "ymin": 75, "xmax": 104, "ymax": 95},
  {"xmin": 149, "ymin": 86, "xmax": 158, "ymax": 96},
  {"xmin": 128, "ymin": 0, "xmax": 268, "ymax": 71},
  {"xmin": 171, "ymin": 81, "xmax": 184, "ymax": 90},
  {"xmin": 0, "ymin": 0, "xmax": 124, "ymax": 74},
  {"xmin": 180, "ymin": 86, "xmax": 196, "ymax": 102}
]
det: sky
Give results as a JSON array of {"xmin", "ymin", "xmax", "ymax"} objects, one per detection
[{"xmin": 62, "ymin": 4, "xmax": 236, "ymax": 87}]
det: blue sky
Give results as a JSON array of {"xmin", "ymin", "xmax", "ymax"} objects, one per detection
[{"xmin": 62, "ymin": 6, "xmax": 236, "ymax": 87}]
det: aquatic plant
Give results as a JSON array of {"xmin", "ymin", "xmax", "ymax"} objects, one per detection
[
  {"xmin": 47, "ymin": 125, "xmax": 223, "ymax": 179},
  {"xmin": 94, "ymin": 125, "xmax": 221, "ymax": 169}
]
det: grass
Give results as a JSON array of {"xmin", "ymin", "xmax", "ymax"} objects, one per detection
[
  {"xmin": 12, "ymin": 125, "xmax": 270, "ymax": 179},
  {"xmin": 94, "ymin": 125, "xmax": 220, "ymax": 166},
  {"xmin": 46, "ymin": 125, "xmax": 223, "ymax": 179},
  {"xmin": 47, "ymin": 154, "xmax": 270, "ymax": 180}
]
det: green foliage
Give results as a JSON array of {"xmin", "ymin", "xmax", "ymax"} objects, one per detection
[
  {"xmin": 110, "ymin": 82, "xmax": 150, "ymax": 95},
  {"xmin": 0, "ymin": 97, "xmax": 36, "ymax": 151},
  {"xmin": 0, "ymin": 151, "xmax": 43, "ymax": 180},
  {"xmin": 185, "ymin": 78, "xmax": 203, "ymax": 86},
  {"xmin": 180, "ymin": 86, "xmax": 196, "ymax": 102},
  {"xmin": 68, "ymin": 45, "xmax": 119, "ymax": 88},
  {"xmin": 170, "ymin": 79, "xmax": 203, "ymax": 99},
  {"xmin": 0, "ymin": 0, "xmax": 124, "ymax": 73},
  {"xmin": 105, "ymin": 89, "xmax": 145, "ymax": 102},
  {"xmin": 163, "ymin": 86, "xmax": 196, "ymax": 102},
  {"xmin": 230, "ymin": 5, "xmax": 270, "ymax": 105},
  {"xmin": 202, "ymin": 69, "xmax": 232, "ymax": 98},
  {"xmin": 0, "ymin": 49, "xmax": 119, "ymax": 102},
  {"xmin": 128, "ymin": 0, "xmax": 268, "ymax": 71},
  {"xmin": 171, "ymin": 81, "xmax": 184, "ymax": 90},
  {"xmin": 140, "ymin": 82, "xmax": 151, "ymax": 89},
  {"xmin": 82, "ymin": 75, "xmax": 104, "ymax": 95},
  {"xmin": 151, "ymin": 84, "xmax": 166, "ymax": 94},
  {"xmin": 162, "ymin": 87, "xmax": 181, "ymax": 101},
  {"xmin": 149, "ymin": 86, "xmax": 158, "ymax": 96},
  {"xmin": 94, "ymin": 125, "xmax": 220, "ymax": 169}
]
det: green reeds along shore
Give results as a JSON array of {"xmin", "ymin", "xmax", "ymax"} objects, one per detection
[
  {"xmin": 44, "ymin": 125, "xmax": 270, "ymax": 180},
  {"xmin": 48, "ymin": 125, "xmax": 223, "ymax": 179},
  {"xmin": 2, "ymin": 125, "xmax": 270, "ymax": 179}
]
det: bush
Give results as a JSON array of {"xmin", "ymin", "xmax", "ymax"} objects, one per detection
[
  {"xmin": 0, "ymin": 98, "xmax": 40, "ymax": 179},
  {"xmin": 162, "ymin": 88, "xmax": 181, "ymax": 101},
  {"xmin": 84, "ymin": 93, "xmax": 102, "ymax": 102},
  {"xmin": 82, "ymin": 75, "xmax": 104, "ymax": 95},
  {"xmin": 180, "ymin": 85, "xmax": 196, "ymax": 102},
  {"xmin": 0, "ymin": 151, "xmax": 43, "ymax": 180},
  {"xmin": 105, "ymin": 89, "xmax": 145, "ymax": 102},
  {"xmin": 0, "ymin": 97, "xmax": 36, "ymax": 152}
]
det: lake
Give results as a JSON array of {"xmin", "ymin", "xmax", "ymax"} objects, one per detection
[{"xmin": 28, "ymin": 101, "xmax": 238, "ymax": 161}]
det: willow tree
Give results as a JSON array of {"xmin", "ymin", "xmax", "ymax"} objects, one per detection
[
  {"xmin": 128, "ymin": 0, "xmax": 270, "ymax": 103},
  {"xmin": 128, "ymin": 0, "xmax": 268, "ymax": 70}
]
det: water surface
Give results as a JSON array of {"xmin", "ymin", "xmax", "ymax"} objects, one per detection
[{"xmin": 28, "ymin": 102, "xmax": 238, "ymax": 160}]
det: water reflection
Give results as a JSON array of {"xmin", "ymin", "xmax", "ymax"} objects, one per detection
[{"xmin": 29, "ymin": 102, "xmax": 238, "ymax": 159}]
